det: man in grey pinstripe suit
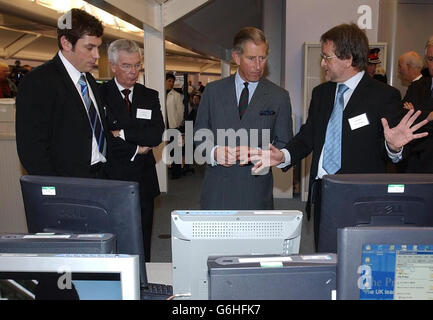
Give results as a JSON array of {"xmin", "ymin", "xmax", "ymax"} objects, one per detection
[{"xmin": 194, "ymin": 27, "xmax": 293, "ymax": 210}]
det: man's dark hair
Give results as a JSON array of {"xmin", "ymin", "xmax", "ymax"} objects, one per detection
[
  {"xmin": 166, "ymin": 73, "xmax": 176, "ymax": 81},
  {"xmin": 57, "ymin": 8, "xmax": 103, "ymax": 50},
  {"xmin": 320, "ymin": 23, "xmax": 369, "ymax": 71}
]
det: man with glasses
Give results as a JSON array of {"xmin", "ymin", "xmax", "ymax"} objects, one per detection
[
  {"xmin": 100, "ymin": 39, "xmax": 164, "ymax": 262},
  {"xmin": 400, "ymin": 36, "xmax": 433, "ymax": 173},
  {"xmin": 251, "ymin": 24, "xmax": 428, "ymax": 248}
]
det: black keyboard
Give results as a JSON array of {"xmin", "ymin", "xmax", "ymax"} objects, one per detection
[{"xmin": 140, "ymin": 282, "xmax": 173, "ymax": 300}]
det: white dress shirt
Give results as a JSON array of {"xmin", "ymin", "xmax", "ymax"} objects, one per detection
[{"xmin": 58, "ymin": 50, "xmax": 106, "ymax": 165}]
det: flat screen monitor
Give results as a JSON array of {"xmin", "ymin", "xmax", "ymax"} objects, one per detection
[
  {"xmin": 171, "ymin": 210, "xmax": 303, "ymax": 300},
  {"xmin": 337, "ymin": 226, "xmax": 433, "ymax": 300},
  {"xmin": 0, "ymin": 253, "xmax": 140, "ymax": 300},
  {"xmin": 318, "ymin": 174, "xmax": 433, "ymax": 253},
  {"xmin": 208, "ymin": 253, "xmax": 337, "ymax": 300},
  {"xmin": 19, "ymin": 175, "xmax": 148, "ymax": 287}
]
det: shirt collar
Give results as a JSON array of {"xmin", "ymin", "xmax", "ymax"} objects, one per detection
[
  {"xmin": 58, "ymin": 50, "xmax": 83, "ymax": 85},
  {"xmin": 340, "ymin": 70, "xmax": 365, "ymax": 91},
  {"xmin": 114, "ymin": 77, "xmax": 134, "ymax": 97}
]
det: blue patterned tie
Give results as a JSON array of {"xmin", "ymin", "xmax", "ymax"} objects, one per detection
[
  {"xmin": 78, "ymin": 74, "xmax": 106, "ymax": 156},
  {"xmin": 323, "ymin": 83, "xmax": 349, "ymax": 174}
]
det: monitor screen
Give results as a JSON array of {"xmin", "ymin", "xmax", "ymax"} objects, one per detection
[
  {"xmin": 19, "ymin": 175, "xmax": 148, "ymax": 286},
  {"xmin": 318, "ymin": 174, "xmax": 433, "ymax": 253},
  {"xmin": 0, "ymin": 253, "xmax": 140, "ymax": 300},
  {"xmin": 337, "ymin": 226, "xmax": 433, "ymax": 300},
  {"xmin": 171, "ymin": 210, "xmax": 303, "ymax": 300}
]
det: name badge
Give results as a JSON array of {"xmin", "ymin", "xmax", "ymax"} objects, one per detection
[
  {"xmin": 348, "ymin": 113, "xmax": 369, "ymax": 130},
  {"xmin": 137, "ymin": 108, "xmax": 152, "ymax": 120}
]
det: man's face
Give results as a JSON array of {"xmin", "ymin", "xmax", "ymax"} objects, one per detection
[
  {"xmin": 366, "ymin": 63, "xmax": 377, "ymax": 77},
  {"xmin": 321, "ymin": 41, "xmax": 353, "ymax": 82},
  {"xmin": 110, "ymin": 51, "xmax": 141, "ymax": 89},
  {"xmin": 61, "ymin": 34, "xmax": 102, "ymax": 73},
  {"xmin": 426, "ymin": 45, "xmax": 433, "ymax": 77},
  {"xmin": 166, "ymin": 78, "xmax": 175, "ymax": 90},
  {"xmin": 397, "ymin": 57, "xmax": 410, "ymax": 82},
  {"xmin": 233, "ymin": 40, "xmax": 267, "ymax": 82}
]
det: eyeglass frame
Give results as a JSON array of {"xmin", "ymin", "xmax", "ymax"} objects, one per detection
[
  {"xmin": 320, "ymin": 53, "xmax": 338, "ymax": 62},
  {"xmin": 118, "ymin": 63, "xmax": 142, "ymax": 71}
]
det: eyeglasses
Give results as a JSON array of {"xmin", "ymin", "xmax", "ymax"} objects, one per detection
[
  {"xmin": 426, "ymin": 56, "xmax": 433, "ymax": 63},
  {"xmin": 118, "ymin": 63, "xmax": 142, "ymax": 71},
  {"xmin": 320, "ymin": 53, "xmax": 337, "ymax": 62}
]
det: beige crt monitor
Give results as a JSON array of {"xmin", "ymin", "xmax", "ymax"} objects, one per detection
[
  {"xmin": 0, "ymin": 253, "xmax": 140, "ymax": 300},
  {"xmin": 171, "ymin": 210, "xmax": 303, "ymax": 300}
]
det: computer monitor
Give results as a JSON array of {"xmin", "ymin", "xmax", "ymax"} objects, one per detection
[
  {"xmin": 171, "ymin": 210, "xmax": 303, "ymax": 300},
  {"xmin": 337, "ymin": 226, "xmax": 433, "ymax": 300},
  {"xmin": 0, "ymin": 253, "xmax": 140, "ymax": 300},
  {"xmin": 318, "ymin": 174, "xmax": 433, "ymax": 253},
  {"xmin": 19, "ymin": 175, "xmax": 147, "ymax": 286},
  {"xmin": 208, "ymin": 253, "xmax": 337, "ymax": 300}
]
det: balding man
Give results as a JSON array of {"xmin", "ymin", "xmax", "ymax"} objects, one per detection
[
  {"xmin": 401, "ymin": 37, "xmax": 433, "ymax": 173},
  {"xmin": 398, "ymin": 51, "xmax": 423, "ymax": 85}
]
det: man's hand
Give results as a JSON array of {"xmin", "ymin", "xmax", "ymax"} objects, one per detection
[
  {"xmin": 250, "ymin": 143, "xmax": 285, "ymax": 174},
  {"xmin": 382, "ymin": 109, "xmax": 429, "ymax": 152},
  {"xmin": 138, "ymin": 146, "xmax": 151, "ymax": 155},
  {"xmin": 403, "ymin": 102, "xmax": 414, "ymax": 110},
  {"xmin": 111, "ymin": 130, "xmax": 121, "ymax": 138},
  {"xmin": 214, "ymin": 146, "xmax": 237, "ymax": 167}
]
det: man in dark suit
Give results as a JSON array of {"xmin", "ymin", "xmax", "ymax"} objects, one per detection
[
  {"xmin": 251, "ymin": 24, "xmax": 428, "ymax": 247},
  {"xmin": 401, "ymin": 36, "xmax": 433, "ymax": 173},
  {"xmin": 16, "ymin": 8, "xmax": 107, "ymax": 179},
  {"xmin": 100, "ymin": 39, "xmax": 164, "ymax": 262},
  {"xmin": 194, "ymin": 27, "xmax": 292, "ymax": 210}
]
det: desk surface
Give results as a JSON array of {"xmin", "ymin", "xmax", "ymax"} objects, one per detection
[{"xmin": 146, "ymin": 262, "xmax": 172, "ymax": 285}]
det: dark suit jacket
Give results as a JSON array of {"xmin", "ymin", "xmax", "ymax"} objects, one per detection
[
  {"xmin": 285, "ymin": 73, "xmax": 403, "ymax": 201},
  {"xmin": 194, "ymin": 75, "xmax": 293, "ymax": 210},
  {"xmin": 100, "ymin": 79, "xmax": 164, "ymax": 200},
  {"xmin": 16, "ymin": 53, "xmax": 108, "ymax": 178},
  {"xmin": 402, "ymin": 76, "xmax": 433, "ymax": 172}
]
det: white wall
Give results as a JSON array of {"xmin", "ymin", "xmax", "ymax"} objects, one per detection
[{"xmin": 285, "ymin": 0, "xmax": 379, "ymax": 130}]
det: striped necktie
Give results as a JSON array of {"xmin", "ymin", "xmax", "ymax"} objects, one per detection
[
  {"xmin": 323, "ymin": 83, "xmax": 349, "ymax": 174},
  {"xmin": 238, "ymin": 82, "xmax": 249, "ymax": 119},
  {"xmin": 78, "ymin": 74, "xmax": 106, "ymax": 156},
  {"xmin": 122, "ymin": 88, "xmax": 132, "ymax": 115}
]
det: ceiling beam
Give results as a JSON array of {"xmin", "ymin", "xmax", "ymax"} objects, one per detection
[
  {"xmin": 162, "ymin": 0, "xmax": 210, "ymax": 27},
  {"xmin": 4, "ymin": 33, "xmax": 42, "ymax": 59},
  {"xmin": 200, "ymin": 62, "xmax": 218, "ymax": 73},
  {"xmin": 101, "ymin": 0, "xmax": 163, "ymax": 32}
]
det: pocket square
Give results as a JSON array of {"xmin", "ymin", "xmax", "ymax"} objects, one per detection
[{"xmin": 259, "ymin": 109, "xmax": 276, "ymax": 116}]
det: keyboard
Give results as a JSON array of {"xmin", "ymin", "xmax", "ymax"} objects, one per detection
[{"xmin": 140, "ymin": 282, "xmax": 173, "ymax": 300}]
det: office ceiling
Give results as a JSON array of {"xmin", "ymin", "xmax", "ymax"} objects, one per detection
[{"xmin": 0, "ymin": 0, "xmax": 262, "ymax": 74}]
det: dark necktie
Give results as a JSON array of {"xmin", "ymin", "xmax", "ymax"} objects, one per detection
[
  {"xmin": 78, "ymin": 74, "xmax": 106, "ymax": 156},
  {"xmin": 238, "ymin": 82, "xmax": 249, "ymax": 119},
  {"xmin": 122, "ymin": 88, "xmax": 132, "ymax": 114}
]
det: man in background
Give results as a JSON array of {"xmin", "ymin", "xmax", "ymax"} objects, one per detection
[
  {"xmin": 401, "ymin": 36, "xmax": 433, "ymax": 173},
  {"xmin": 165, "ymin": 72, "xmax": 185, "ymax": 179},
  {"xmin": 100, "ymin": 39, "xmax": 164, "ymax": 262},
  {"xmin": 398, "ymin": 51, "xmax": 423, "ymax": 86}
]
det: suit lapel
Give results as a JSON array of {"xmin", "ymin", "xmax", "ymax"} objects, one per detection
[
  {"xmin": 240, "ymin": 79, "xmax": 268, "ymax": 123},
  {"xmin": 53, "ymin": 54, "xmax": 89, "ymax": 120},
  {"xmin": 343, "ymin": 73, "xmax": 370, "ymax": 119},
  {"xmin": 222, "ymin": 76, "xmax": 241, "ymax": 124}
]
